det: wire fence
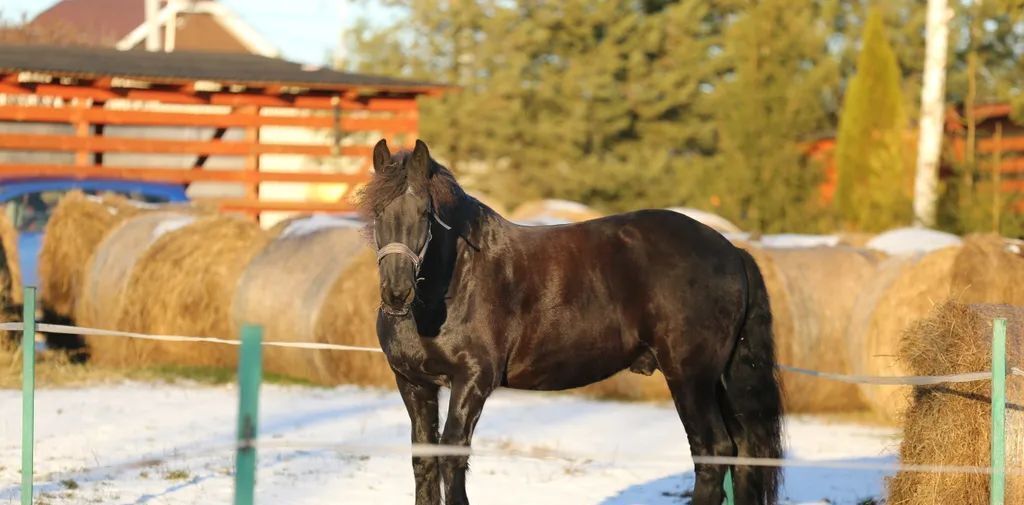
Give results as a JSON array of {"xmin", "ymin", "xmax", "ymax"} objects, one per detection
[
  {"xmin": 6, "ymin": 289, "xmax": 1022, "ymax": 505},
  {"xmin": 4, "ymin": 321, "xmax": 1021, "ymax": 379}
]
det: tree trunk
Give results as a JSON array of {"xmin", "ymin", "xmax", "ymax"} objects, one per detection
[{"xmin": 913, "ymin": 0, "xmax": 951, "ymax": 227}]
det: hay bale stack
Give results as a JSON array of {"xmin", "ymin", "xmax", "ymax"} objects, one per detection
[
  {"xmin": 0, "ymin": 210, "xmax": 21, "ymax": 307},
  {"xmin": 232, "ymin": 218, "xmax": 377, "ymax": 384},
  {"xmin": 887, "ymin": 302, "xmax": 1023, "ymax": 504},
  {"xmin": 849, "ymin": 234, "xmax": 1024, "ymax": 422},
  {"xmin": 510, "ymin": 199, "xmax": 603, "ymax": 225},
  {"xmin": 38, "ymin": 191, "xmax": 144, "ymax": 318},
  {"xmin": 76, "ymin": 212, "xmax": 198, "ymax": 361},
  {"xmin": 108, "ymin": 215, "xmax": 268, "ymax": 368}
]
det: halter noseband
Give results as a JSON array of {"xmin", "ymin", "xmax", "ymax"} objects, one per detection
[{"xmin": 374, "ymin": 192, "xmax": 452, "ymax": 271}]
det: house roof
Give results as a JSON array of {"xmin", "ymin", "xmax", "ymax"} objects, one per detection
[
  {"xmin": 29, "ymin": 0, "xmax": 280, "ymax": 57},
  {"xmin": 0, "ymin": 44, "xmax": 444, "ymax": 94},
  {"xmin": 29, "ymin": 0, "xmax": 144, "ymax": 46}
]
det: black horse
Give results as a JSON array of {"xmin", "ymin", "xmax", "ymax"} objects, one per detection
[{"xmin": 361, "ymin": 139, "xmax": 783, "ymax": 505}]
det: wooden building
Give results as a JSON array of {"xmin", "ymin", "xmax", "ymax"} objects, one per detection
[{"xmin": 0, "ymin": 43, "xmax": 445, "ymax": 223}]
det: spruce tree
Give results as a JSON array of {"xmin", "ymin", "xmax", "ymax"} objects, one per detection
[
  {"xmin": 834, "ymin": 8, "xmax": 912, "ymax": 231},
  {"xmin": 703, "ymin": 0, "xmax": 837, "ymax": 233}
]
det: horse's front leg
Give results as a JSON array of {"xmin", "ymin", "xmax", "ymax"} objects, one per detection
[
  {"xmin": 396, "ymin": 375, "xmax": 442, "ymax": 505},
  {"xmin": 439, "ymin": 370, "xmax": 496, "ymax": 505}
]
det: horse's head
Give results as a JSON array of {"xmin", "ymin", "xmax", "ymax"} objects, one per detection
[{"xmin": 366, "ymin": 138, "xmax": 447, "ymax": 317}]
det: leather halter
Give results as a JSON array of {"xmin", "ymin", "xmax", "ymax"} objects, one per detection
[{"xmin": 374, "ymin": 191, "xmax": 452, "ymax": 271}]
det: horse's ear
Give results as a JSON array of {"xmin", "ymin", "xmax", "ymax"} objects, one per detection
[
  {"xmin": 410, "ymin": 139, "xmax": 431, "ymax": 180},
  {"xmin": 372, "ymin": 138, "xmax": 391, "ymax": 172}
]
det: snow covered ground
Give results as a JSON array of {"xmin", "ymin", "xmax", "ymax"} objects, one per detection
[{"xmin": 0, "ymin": 384, "xmax": 899, "ymax": 505}]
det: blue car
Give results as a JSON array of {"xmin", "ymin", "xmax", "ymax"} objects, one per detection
[{"xmin": 0, "ymin": 179, "xmax": 190, "ymax": 291}]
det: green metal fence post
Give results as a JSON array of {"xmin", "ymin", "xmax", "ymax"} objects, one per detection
[
  {"xmin": 991, "ymin": 317, "xmax": 1007, "ymax": 505},
  {"xmin": 21, "ymin": 287, "xmax": 36, "ymax": 505},
  {"xmin": 723, "ymin": 467, "xmax": 735, "ymax": 505},
  {"xmin": 234, "ymin": 324, "xmax": 263, "ymax": 505}
]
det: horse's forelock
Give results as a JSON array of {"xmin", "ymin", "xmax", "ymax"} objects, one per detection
[{"xmin": 357, "ymin": 151, "xmax": 466, "ymax": 225}]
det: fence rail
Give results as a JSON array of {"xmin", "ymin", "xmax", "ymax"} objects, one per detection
[{"xmin": 8, "ymin": 287, "xmax": 1020, "ymax": 505}]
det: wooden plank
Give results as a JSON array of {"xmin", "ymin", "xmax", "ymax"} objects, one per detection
[
  {"xmin": 240, "ymin": 105, "xmax": 260, "ymax": 200},
  {"xmin": 0, "ymin": 164, "xmax": 369, "ymax": 184},
  {"xmin": 979, "ymin": 135, "xmax": 1024, "ymax": 153},
  {"xmin": 0, "ymin": 105, "xmax": 419, "ymax": 131},
  {"xmin": 0, "ymin": 133, "xmax": 375, "ymax": 156},
  {"xmin": 217, "ymin": 198, "xmax": 358, "ymax": 213},
  {"xmin": 999, "ymin": 179, "xmax": 1024, "ymax": 192},
  {"xmin": 997, "ymin": 157, "xmax": 1024, "ymax": 173},
  {"xmin": 73, "ymin": 103, "xmax": 91, "ymax": 167}
]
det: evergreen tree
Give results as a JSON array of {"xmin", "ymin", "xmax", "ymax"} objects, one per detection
[
  {"xmin": 702, "ymin": 0, "xmax": 837, "ymax": 232},
  {"xmin": 834, "ymin": 8, "xmax": 912, "ymax": 231}
]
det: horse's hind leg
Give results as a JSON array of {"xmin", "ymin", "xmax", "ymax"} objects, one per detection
[{"xmin": 664, "ymin": 371, "xmax": 737, "ymax": 505}]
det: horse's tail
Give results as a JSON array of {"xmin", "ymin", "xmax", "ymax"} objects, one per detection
[{"xmin": 723, "ymin": 249, "xmax": 783, "ymax": 504}]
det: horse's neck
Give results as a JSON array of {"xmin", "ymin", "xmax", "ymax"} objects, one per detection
[{"xmin": 422, "ymin": 198, "xmax": 498, "ymax": 301}]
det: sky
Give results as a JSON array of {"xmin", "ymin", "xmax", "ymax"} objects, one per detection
[{"xmin": 0, "ymin": 0, "xmax": 391, "ymax": 65}]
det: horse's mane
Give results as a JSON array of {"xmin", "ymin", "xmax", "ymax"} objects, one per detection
[{"xmin": 357, "ymin": 150, "xmax": 466, "ymax": 222}]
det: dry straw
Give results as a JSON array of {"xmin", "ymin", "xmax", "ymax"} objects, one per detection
[
  {"xmin": 887, "ymin": 301, "xmax": 1023, "ymax": 504},
  {"xmin": 38, "ymin": 191, "xmax": 144, "ymax": 318},
  {"xmin": 848, "ymin": 234, "xmax": 1024, "ymax": 423},
  {"xmin": 110, "ymin": 215, "xmax": 269, "ymax": 368},
  {"xmin": 760, "ymin": 246, "xmax": 884, "ymax": 412},
  {"xmin": 231, "ymin": 219, "xmax": 389, "ymax": 385},
  {"xmin": 78, "ymin": 212, "xmax": 199, "ymax": 364}
]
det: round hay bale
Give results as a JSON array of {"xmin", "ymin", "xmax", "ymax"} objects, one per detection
[
  {"xmin": 849, "ymin": 233, "xmax": 1024, "ymax": 422},
  {"xmin": 510, "ymin": 199, "xmax": 603, "ymax": 225},
  {"xmin": 466, "ymin": 192, "xmax": 509, "ymax": 217},
  {"xmin": 38, "ymin": 191, "xmax": 144, "ymax": 318},
  {"xmin": 232, "ymin": 218, "xmax": 373, "ymax": 384},
  {"xmin": 887, "ymin": 302, "xmax": 1023, "ymax": 504},
  {"xmin": 77, "ymin": 212, "xmax": 198, "ymax": 365},
  {"xmin": 847, "ymin": 249, "xmax": 956, "ymax": 422},
  {"xmin": 313, "ymin": 250, "xmax": 394, "ymax": 387},
  {"xmin": 666, "ymin": 207, "xmax": 743, "ymax": 234},
  {"xmin": 763, "ymin": 246, "xmax": 883, "ymax": 412},
  {"xmin": 114, "ymin": 215, "xmax": 269, "ymax": 368},
  {"xmin": 0, "ymin": 210, "xmax": 21, "ymax": 307}
]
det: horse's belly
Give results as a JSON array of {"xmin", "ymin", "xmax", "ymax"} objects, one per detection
[{"xmin": 503, "ymin": 335, "xmax": 635, "ymax": 390}]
